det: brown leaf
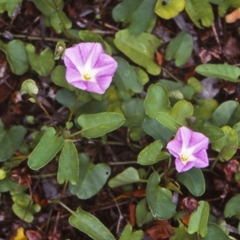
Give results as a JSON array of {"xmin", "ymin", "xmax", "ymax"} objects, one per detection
[
  {"xmin": 145, "ymin": 220, "xmax": 174, "ymax": 240},
  {"xmin": 223, "ymin": 159, "xmax": 239, "ymax": 181}
]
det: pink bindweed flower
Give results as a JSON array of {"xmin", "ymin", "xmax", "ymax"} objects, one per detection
[
  {"xmin": 63, "ymin": 42, "xmax": 117, "ymax": 94},
  {"xmin": 166, "ymin": 126, "xmax": 209, "ymax": 172}
]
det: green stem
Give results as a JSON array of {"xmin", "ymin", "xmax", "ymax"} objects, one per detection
[
  {"xmin": 108, "ymin": 161, "xmax": 137, "ymax": 165},
  {"xmin": 0, "ymin": 32, "xmax": 69, "ymax": 42},
  {"xmin": 68, "ymin": 91, "xmax": 81, "ymax": 122},
  {"xmin": 58, "ymin": 201, "xmax": 75, "ymax": 215}
]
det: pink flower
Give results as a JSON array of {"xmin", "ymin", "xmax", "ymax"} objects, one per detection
[
  {"xmin": 166, "ymin": 126, "xmax": 209, "ymax": 172},
  {"xmin": 63, "ymin": 43, "xmax": 117, "ymax": 94}
]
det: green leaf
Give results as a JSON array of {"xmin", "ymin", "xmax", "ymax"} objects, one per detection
[
  {"xmin": 172, "ymin": 223, "xmax": 198, "ymax": 240},
  {"xmin": 185, "ymin": 0, "xmax": 214, "ymax": 28},
  {"xmin": 193, "ymin": 99, "xmax": 218, "ymax": 120},
  {"xmin": 77, "ymin": 112, "xmax": 125, "ymax": 138},
  {"xmin": 169, "ymin": 100, "xmax": 193, "ymax": 125},
  {"xmin": 114, "ymin": 29, "xmax": 162, "ymax": 75},
  {"xmin": 119, "ymin": 223, "xmax": 143, "ymax": 240},
  {"xmin": 69, "ymin": 208, "xmax": 115, "ymax": 240},
  {"xmin": 32, "ymin": 0, "xmax": 63, "ymax": 16},
  {"xmin": 137, "ymin": 140, "xmax": 170, "ymax": 165},
  {"xmin": 108, "ymin": 167, "xmax": 141, "ymax": 188},
  {"xmin": 50, "ymin": 11, "xmax": 72, "ymax": 34},
  {"xmin": 177, "ymin": 168, "xmax": 205, "ymax": 197},
  {"xmin": 20, "ymin": 79, "xmax": 39, "ymax": 96},
  {"xmin": 136, "ymin": 198, "xmax": 154, "ymax": 227},
  {"xmin": 202, "ymin": 223, "xmax": 230, "ymax": 240},
  {"xmin": 28, "ymin": 127, "xmax": 64, "ymax": 170},
  {"xmin": 156, "ymin": 112, "xmax": 181, "ymax": 132},
  {"xmin": 196, "ymin": 64, "xmax": 240, "ymax": 82},
  {"xmin": 57, "ymin": 141, "xmax": 79, "ymax": 185},
  {"xmin": 146, "ymin": 172, "xmax": 176, "ymax": 219},
  {"xmin": 12, "ymin": 193, "xmax": 41, "ymax": 223},
  {"xmin": 233, "ymin": 122, "xmax": 240, "ymax": 146},
  {"xmin": 69, "ymin": 153, "xmax": 110, "ymax": 199},
  {"xmin": 51, "ymin": 66, "xmax": 75, "ymax": 91},
  {"xmin": 79, "ymin": 30, "xmax": 106, "ymax": 48},
  {"xmin": 224, "ymin": 194, "xmax": 240, "ymax": 219},
  {"xmin": 211, "ymin": 126, "xmax": 238, "ymax": 161},
  {"xmin": 142, "ymin": 118, "xmax": 174, "ymax": 145},
  {"xmin": 26, "ymin": 44, "xmax": 55, "ymax": 76},
  {"xmin": 0, "ymin": 39, "xmax": 29, "ymax": 75},
  {"xmin": 113, "ymin": 57, "xmax": 143, "ymax": 100},
  {"xmin": 144, "ymin": 83, "xmax": 171, "ymax": 118},
  {"xmin": 191, "ymin": 126, "xmax": 224, "ymax": 143},
  {"xmin": 155, "ymin": 0, "xmax": 185, "ymax": 19},
  {"xmin": 112, "ymin": 0, "xmax": 157, "ymax": 35},
  {"xmin": 122, "ymin": 98, "xmax": 145, "ymax": 127},
  {"xmin": 188, "ymin": 201, "xmax": 209, "ymax": 237},
  {"xmin": 187, "ymin": 77, "xmax": 202, "ymax": 94},
  {"xmin": 56, "ymin": 88, "xmax": 79, "ymax": 109},
  {"xmin": 210, "ymin": 100, "xmax": 239, "ymax": 127},
  {"xmin": 0, "ymin": 125, "xmax": 27, "ymax": 162},
  {"xmin": 0, "ymin": 0, "xmax": 22, "ymax": 17},
  {"xmin": 165, "ymin": 31, "xmax": 193, "ymax": 67}
]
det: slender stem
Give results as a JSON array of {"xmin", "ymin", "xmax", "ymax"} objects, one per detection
[
  {"xmin": 162, "ymin": 67, "xmax": 181, "ymax": 83},
  {"xmin": 31, "ymin": 173, "xmax": 57, "ymax": 178},
  {"xmin": 68, "ymin": 91, "xmax": 81, "ymax": 122},
  {"xmin": 58, "ymin": 201, "xmax": 75, "ymax": 215},
  {"xmin": 0, "ymin": 32, "xmax": 70, "ymax": 42},
  {"xmin": 108, "ymin": 161, "xmax": 137, "ymax": 166}
]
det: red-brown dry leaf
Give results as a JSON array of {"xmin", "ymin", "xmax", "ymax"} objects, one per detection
[
  {"xmin": 145, "ymin": 220, "xmax": 174, "ymax": 240},
  {"xmin": 180, "ymin": 214, "xmax": 191, "ymax": 227},
  {"xmin": 25, "ymin": 230, "xmax": 44, "ymax": 240},
  {"xmin": 155, "ymin": 51, "xmax": 164, "ymax": 66},
  {"xmin": 10, "ymin": 167, "xmax": 32, "ymax": 187},
  {"xmin": 180, "ymin": 197, "xmax": 198, "ymax": 215},
  {"xmin": 223, "ymin": 37, "xmax": 240, "ymax": 61},
  {"xmin": 223, "ymin": 159, "xmax": 239, "ymax": 181},
  {"xmin": 129, "ymin": 203, "xmax": 136, "ymax": 227},
  {"xmin": 199, "ymin": 47, "xmax": 221, "ymax": 63}
]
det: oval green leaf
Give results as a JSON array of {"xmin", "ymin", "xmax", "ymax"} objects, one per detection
[
  {"xmin": 108, "ymin": 167, "xmax": 140, "ymax": 188},
  {"xmin": 137, "ymin": 140, "xmax": 170, "ymax": 165},
  {"xmin": 156, "ymin": 112, "xmax": 180, "ymax": 132},
  {"xmin": 155, "ymin": 0, "xmax": 185, "ymax": 19},
  {"xmin": 28, "ymin": 127, "xmax": 64, "ymax": 170},
  {"xmin": 146, "ymin": 172, "xmax": 176, "ymax": 220},
  {"xmin": 57, "ymin": 141, "xmax": 79, "ymax": 185},
  {"xmin": 78, "ymin": 112, "xmax": 125, "ymax": 138},
  {"xmin": 165, "ymin": 31, "xmax": 193, "ymax": 67},
  {"xmin": 0, "ymin": 39, "xmax": 29, "ymax": 75},
  {"xmin": 69, "ymin": 208, "xmax": 115, "ymax": 240},
  {"xmin": 144, "ymin": 83, "xmax": 171, "ymax": 118},
  {"xmin": 119, "ymin": 223, "xmax": 143, "ymax": 240},
  {"xmin": 224, "ymin": 194, "xmax": 240, "ymax": 219},
  {"xmin": 69, "ymin": 153, "xmax": 110, "ymax": 199},
  {"xmin": 211, "ymin": 126, "xmax": 238, "ymax": 161},
  {"xmin": 114, "ymin": 29, "xmax": 162, "ymax": 75},
  {"xmin": 196, "ymin": 64, "xmax": 240, "ymax": 82},
  {"xmin": 188, "ymin": 201, "xmax": 209, "ymax": 237},
  {"xmin": 26, "ymin": 44, "xmax": 55, "ymax": 76},
  {"xmin": 177, "ymin": 168, "xmax": 205, "ymax": 197}
]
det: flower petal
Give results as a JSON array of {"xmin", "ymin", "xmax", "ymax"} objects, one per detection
[
  {"xmin": 64, "ymin": 45, "xmax": 84, "ymax": 69},
  {"xmin": 65, "ymin": 67, "xmax": 81, "ymax": 83},
  {"xmin": 192, "ymin": 150, "xmax": 209, "ymax": 168},
  {"xmin": 94, "ymin": 54, "xmax": 118, "ymax": 77},
  {"xmin": 189, "ymin": 131, "xmax": 209, "ymax": 152},
  {"xmin": 79, "ymin": 43, "xmax": 104, "ymax": 70},
  {"xmin": 175, "ymin": 157, "xmax": 195, "ymax": 172},
  {"xmin": 166, "ymin": 138, "xmax": 182, "ymax": 158},
  {"xmin": 177, "ymin": 126, "xmax": 192, "ymax": 148}
]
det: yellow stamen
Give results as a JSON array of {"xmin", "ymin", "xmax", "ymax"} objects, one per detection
[
  {"xmin": 83, "ymin": 73, "xmax": 91, "ymax": 81},
  {"xmin": 180, "ymin": 153, "xmax": 189, "ymax": 163}
]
